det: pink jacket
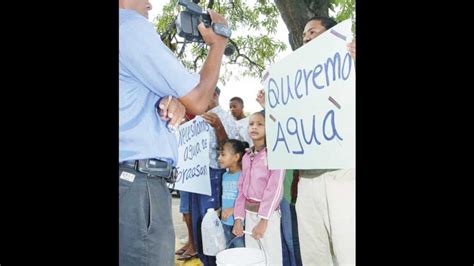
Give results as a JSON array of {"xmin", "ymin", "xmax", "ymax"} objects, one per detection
[{"xmin": 234, "ymin": 147, "xmax": 284, "ymax": 220}]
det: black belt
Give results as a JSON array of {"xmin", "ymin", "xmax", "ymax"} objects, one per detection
[{"xmin": 120, "ymin": 159, "xmax": 177, "ymax": 184}]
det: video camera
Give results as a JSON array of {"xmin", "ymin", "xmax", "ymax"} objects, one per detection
[
  {"xmin": 176, "ymin": 0, "xmax": 212, "ymax": 42},
  {"xmin": 175, "ymin": 0, "xmax": 233, "ymax": 55}
]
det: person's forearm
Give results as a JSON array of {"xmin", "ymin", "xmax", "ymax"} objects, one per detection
[
  {"xmin": 215, "ymin": 123, "xmax": 229, "ymax": 143},
  {"xmin": 180, "ymin": 43, "xmax": 226, "ymax": 114}
]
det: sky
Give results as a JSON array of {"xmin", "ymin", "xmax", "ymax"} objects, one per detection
[{"xmin": 147, "ymin": 0, "xmax": 292, "ymax": 114}]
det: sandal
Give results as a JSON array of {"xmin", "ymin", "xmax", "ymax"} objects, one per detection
[
  {"xmin": 174, "ymin": 246, "xmax": 187, "ymax": 255},
  {"xmin": 177, "ymin": 252, "xmax": 198, "ymax": 261}
]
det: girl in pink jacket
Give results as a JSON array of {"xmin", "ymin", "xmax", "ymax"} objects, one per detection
[{"xmin": 232, "ymin": 111, "xmax": 284, "ymax": 265}]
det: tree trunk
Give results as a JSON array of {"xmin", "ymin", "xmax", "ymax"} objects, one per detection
[{"xmin": 274, "ymin": 0, "xmax": 329, "ymax": 51}]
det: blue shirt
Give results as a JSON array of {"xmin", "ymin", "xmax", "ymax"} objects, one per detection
[
  {"xmin": 221, "ymin": 171, "xmax": 241, "ymax": 226},
  {"xmin": 119, "ymin": 9, "xmax": 200, "ymax": 165}
]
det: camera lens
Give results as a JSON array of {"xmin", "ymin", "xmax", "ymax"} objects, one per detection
[{"xmin": 224, "ymin": 44, "xmax": 235, "ymax": 56}]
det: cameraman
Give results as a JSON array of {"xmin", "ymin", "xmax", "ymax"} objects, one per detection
[{"xmin": 119, "ymin": 0, "xmax": 229, "ymax": 265}]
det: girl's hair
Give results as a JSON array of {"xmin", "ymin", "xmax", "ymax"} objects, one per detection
[
  {"xmin": 252, "ymin": 109, "xmax": 265, "ymax": 118},
  {"xmin": 220, "ymin": 139, "xmax": 249, "ymax": 163}
]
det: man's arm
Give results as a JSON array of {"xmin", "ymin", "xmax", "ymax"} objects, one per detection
[
  {"xmin": 179, "ymin": 10, "xmax": 229, "ymax": 115},
  {"xmin": 201, "ymin": 112, "xmax": 228, "ymax": 142},
  {"xmin": 214, "ymin": 123, "xmax": 228, "ymax": 143}
]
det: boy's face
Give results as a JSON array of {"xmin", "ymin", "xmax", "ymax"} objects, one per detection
[
  {"xmin": 248, "ymin": 113, "xmax": 265, "ymax": 141},
  {"xmin": 229, "ymin": 100, "xmax": 244, "ymax": 119}
]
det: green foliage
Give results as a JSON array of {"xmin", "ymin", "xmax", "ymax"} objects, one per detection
[
  {"xmin": 155, "ymin": 0, "xmax": 286, "ymax": 80},
  {"xmin": 154, "ymin": 0, "xmax": 355, "ymax": 80},
  {"xmin": 329, "ymin": 0, "xmax": 356, "ymax": 34},
  {"xmin": 155, "ymin": 0, "xmax": 178, "ymax": 35}
]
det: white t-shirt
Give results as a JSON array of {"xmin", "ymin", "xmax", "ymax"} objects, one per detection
[
  {"xmin": 208, "ymin": 105, "xmax": 239, "ymax": 169},
  {"xmin": 234, "ymin": 116, "xmax": 253, "ymax": 147}
]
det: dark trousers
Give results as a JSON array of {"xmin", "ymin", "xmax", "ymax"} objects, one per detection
[
  {"xmin": 119, "ymin": 165, "xmax": 175, "ymax": 266},
  {"xmin": 281, "ymin": 198, "xmax": 303, "ymax": 266}
]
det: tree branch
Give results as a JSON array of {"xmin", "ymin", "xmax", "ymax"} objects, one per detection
[
  {"xmin": 236, "ymin": 54, "xmax": 264, "ymax": 72},
  {"xmin": 193, "ymin": 54, "xmax": 200, "ymax": 71},
  {"xmin": 178, "ymin": 42, "xmax": 187, "ymax": 58},
  {"xmin": 228, "ymin": 39, "xmax": 265, "ymax": 72}
]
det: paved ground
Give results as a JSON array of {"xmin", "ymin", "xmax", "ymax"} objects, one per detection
[
  {"xmin": 171, "ymin": 193, "xmax": 203, "ymax": 266},
  {"xmin": 171, "ymin": 193, "xmax": 187, "ymax": 241}
]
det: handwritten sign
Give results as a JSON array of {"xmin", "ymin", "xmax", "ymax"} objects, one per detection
[
  {"xmin": 264, "ymin": 19, "xmax": 355, "ymax": 169},
  {"xmin": 174, "ymin": 116, "xmax": 212, "ymax": 195}
]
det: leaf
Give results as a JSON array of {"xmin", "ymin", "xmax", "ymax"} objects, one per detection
[{"xmin": 154, "ymin": 0, "xmax": 354, "ymax": 81}]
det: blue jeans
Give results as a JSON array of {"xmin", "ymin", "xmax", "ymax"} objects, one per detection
[
  {"xmin": 179, "ymin": 191, "xmax": 190, "ymax": 214},
  {"xmin": 119, "ymin": 165, "xmax": 175, "ymax": 266},
  {"xmin": 281, "ymin": 198, "xmax": 302, "ymax": 266},
  {"xmin": 191, "ymin": 168, "xmax": 225, "ymax": 266},
  {"xmin": 222, "ymin": 223, "xmax": 245, "ymax": 248}
]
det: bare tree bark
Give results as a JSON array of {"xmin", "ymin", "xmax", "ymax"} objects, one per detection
[
  {"xmin": 207, "ymin": 0, "xmax": 215, "ymax": 9},
  {"xmin": 273, "ymin": 0, "xmax": 329, "ymax": 50}
]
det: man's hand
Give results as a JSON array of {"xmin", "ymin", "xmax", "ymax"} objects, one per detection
[
  {"xmin": 256, "ymin": 89, "xmax": 265, "ymax": 109},
  {"xmin": 221, "ymin": 208, "xmax": 234, "ymax": 221},
  {"xmin": 179, "ymin": 10, "xmax": 227, "ymax": 115},
  {"xmin": 347, "ymin": 39, "xmax": 356, "ymax": 60},
  {"xmin": 232, "ymin": 219, "xmax": 244, "ymax": 237},
  {"xmin": 201, "ymin": 112, "xmax": 223, "ymax": 129},
  {"xmin": 251, "ymin": 219, "xmax": 268, "ymax": 240},
  {"xmin": 198, "ymin": 9, "xmax": 228, "ymax": 48},
  {"xmin": 157, "ymin": 96, "xmax": 186, "ymax": 130}
]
